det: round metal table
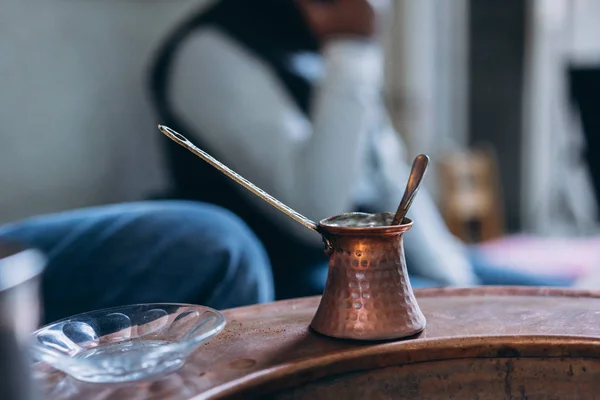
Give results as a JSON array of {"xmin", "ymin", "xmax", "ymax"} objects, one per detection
[{"xmin": 36, "ymin": 287, "xmax": 600, "ymax": 399}]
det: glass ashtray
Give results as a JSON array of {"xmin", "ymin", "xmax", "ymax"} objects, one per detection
[{"xmin": 30, "ymin": 303, "xmax": 226, "ymax": 383}]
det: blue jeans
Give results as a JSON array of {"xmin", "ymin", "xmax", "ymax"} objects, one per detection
[{"xmin": 0, "ymin": 201, "xmax": 274, "ymax": 324}]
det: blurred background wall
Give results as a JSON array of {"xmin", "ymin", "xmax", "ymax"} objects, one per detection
[
  {"xmin": 0, "ymin": 0, "xmax": 211, "ymax": 224},
  {"xmin": 385, "ymin": 0, "xmax": 600, "ymax": 238},
  {"xmin": 522, "ymin": 0, "xmax": 600, "ymax": 236},
  {"xmin": 385, "ymin": 0, "xmax": 469, "ymax": 201}
]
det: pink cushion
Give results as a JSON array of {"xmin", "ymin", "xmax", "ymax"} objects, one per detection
[{"xmin": 477, "ymin": 235, "xmax": 600, "ymax": 280}]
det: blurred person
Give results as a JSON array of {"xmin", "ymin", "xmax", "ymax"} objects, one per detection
[
  {"xmin": 148, "ymin": 0, "xmax": 572, "ymax": 299},
  {"xmin": 0, "ymin": 201, "xmax": 274, "ymax": 324}
]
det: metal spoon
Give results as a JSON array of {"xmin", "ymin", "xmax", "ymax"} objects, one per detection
[
  {"xmin": 391, "ymin": 154, "xmax": 430, "ymax": 225},
  {"xmin": 158, "ymin": 125, "xmax": 320, "ymax": 233}
]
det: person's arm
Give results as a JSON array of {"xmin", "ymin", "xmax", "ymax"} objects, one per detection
[
  {"xmin": 170, "ymin": 29, "xmax": 381, "ymax": 240},
  {"xmin": 364, "ymin": 121, "xmax": 479, "ymax": 286},
  {"xmin": 404, "ymin": 189, "xmax": 480, "ymax": 286},
  {"xmin": 293, "ymin": 38, "xmax": 384, "ymax": 219}
]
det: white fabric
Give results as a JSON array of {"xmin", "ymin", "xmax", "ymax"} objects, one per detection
[
  {"xmin": 568, "ymin": 0, "xmax": 600, "ymax": 66},
  {"xmin": 170, "ymin": 28, "xmax": 477, "ymax": 285}
]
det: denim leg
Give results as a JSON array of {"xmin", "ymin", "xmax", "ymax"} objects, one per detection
[{"xmin": 0, "ymin": 201, "xmax": 274, "ymax": 324}]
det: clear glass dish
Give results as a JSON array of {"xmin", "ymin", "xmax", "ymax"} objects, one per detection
[{"xmin": 30, "ymin": 303, "xmax": 226, "ymax": 383}]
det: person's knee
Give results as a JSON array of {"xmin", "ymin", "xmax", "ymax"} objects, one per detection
[
  {"xmin": 130, "ymin": 201, "xmax": 275, "ymax": 307},
  {"xmin": 181, "ymin": 203, "xmax": 275, "ymax": 306},
  {"xmin": 142, "ymin": 201, "xmax": 263, "ymax": 255}
]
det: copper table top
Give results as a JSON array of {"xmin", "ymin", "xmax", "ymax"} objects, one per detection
[{"xmin": 35, "ymin": 287, "xmax": 600, "ymax": 399}]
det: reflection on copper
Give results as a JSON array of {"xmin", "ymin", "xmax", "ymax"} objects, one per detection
[{"xmin": 312, "ymin": 213, "xmax": 426, "ymax": 341}]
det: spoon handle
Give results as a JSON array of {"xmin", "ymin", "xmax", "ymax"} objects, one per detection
[
  {"xmin": 158, "ymin": 125, "xmax": 320, "ymax": 233},
  {"xmin": 392, "ymin": 154, "xmax": 430, "ymax": 225}
]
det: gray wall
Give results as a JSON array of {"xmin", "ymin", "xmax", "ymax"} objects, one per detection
[{"xmin": 0, "ymin": 0, "xmax": 210, "ymax": 224}]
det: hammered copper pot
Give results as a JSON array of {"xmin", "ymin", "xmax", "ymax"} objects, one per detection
[
  {"xmin": 158, "ymin": 126, "xmax": 426, "ymax": 342},
  {"xmin": 311, "ymin": 213, "xmax": 425, "ymax": 341}
]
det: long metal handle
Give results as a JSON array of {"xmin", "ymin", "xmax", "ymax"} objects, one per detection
[
  {"xmin": 158, "ymin": 125, "xmax": 320, "ymax": 233},
  {"xmin": 392, "ymin": 154, "xmax": 430, "ymax": 225}
]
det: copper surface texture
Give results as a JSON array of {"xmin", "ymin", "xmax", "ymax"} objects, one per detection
[
  {"xmin": 35, "ymin": 287, "xmax": 600, "ymax": 399},
  {"xmin": 312, "ymin": 214, "xmax": 425, "ymax": 340}
]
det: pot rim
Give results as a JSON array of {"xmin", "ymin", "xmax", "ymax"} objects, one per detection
[{"xmin": 318, "ymin": 212, "xmax": 413, "ymax": 236}]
